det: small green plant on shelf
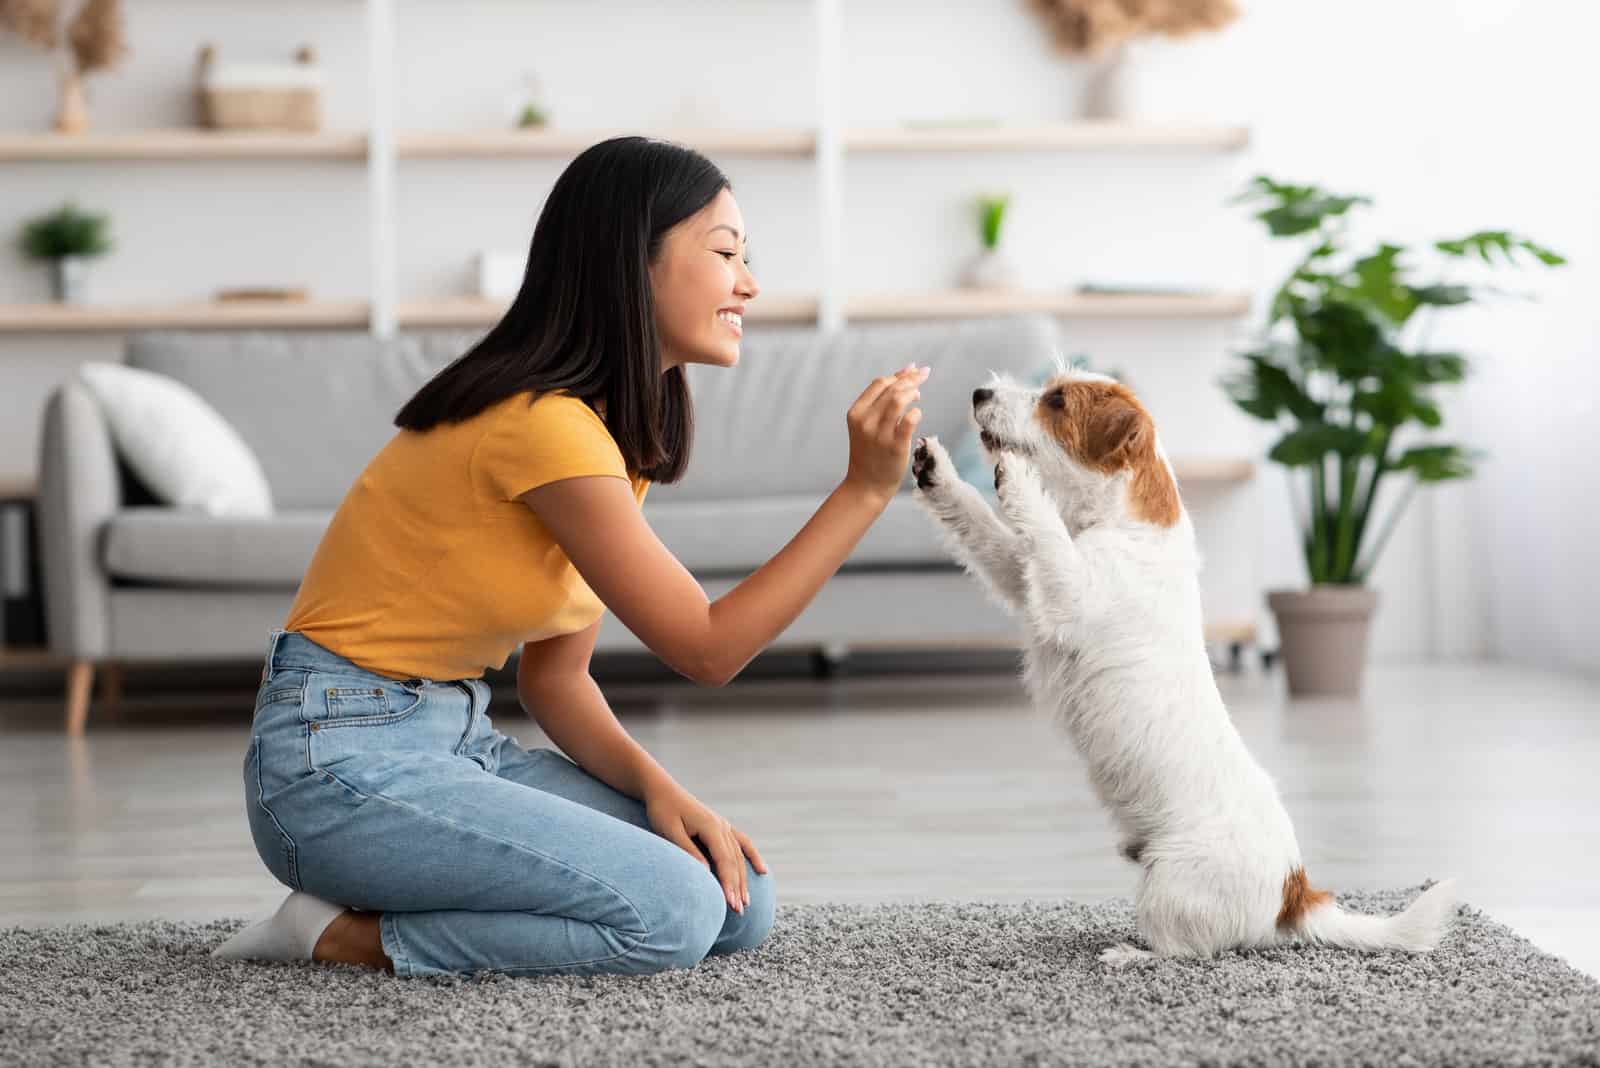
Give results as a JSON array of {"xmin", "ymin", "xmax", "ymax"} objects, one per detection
[
  {"xmin": 977, "ymin": 194, "xmax": 1010, "ymax": 250},
  {"xmin": 21, "ymin": 201, "xmax": 112, "ymax": 261},
  {"xmin": 963, "ymin": 193, "xmax": 1016, "ymax": 290},
  {"xmin": 1222, "ymin": 175, "xmax": 1564, "ymax": 586},
  {"xmin": 20, "ymin": 201, "xmax": 112, "ymax": 303}
]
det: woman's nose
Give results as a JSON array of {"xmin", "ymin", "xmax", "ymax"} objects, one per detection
[{"xmin": 972, "ymin": 388, "xmax": 994, "ymax": 407}]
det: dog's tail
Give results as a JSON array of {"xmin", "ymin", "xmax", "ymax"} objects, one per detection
[{"xmin": 1280, "ymin": 870, "xmax": 1457, "ymax": 952}]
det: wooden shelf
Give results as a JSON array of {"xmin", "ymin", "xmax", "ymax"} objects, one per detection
[
  {"xmin": 1173, "ymin": 459, "xmax": 1256, "ymax": 483},
  {"xmin": 397, "ymin": 128, "xmax": 817, "ymax": 159},
  {"xmin": 0, "ymin": 292, "xmax": 1246, "ymax": 333},
  {"xmin": 0, "ymin": 129, "xmax": 368, "ymax": 161},
  {"xmin": 846, "ymin": 121, "xmax": 1250, "ymax": 153},
  {"xmin": 397, "ymin": 295, "xmax": 821, "ymax": 328},
  {"xmin": 847, "ymin": 290, "xmax": 1250, "ymax": 320},
  {"xmin": 0, "ymin": 123, "xmax": 1247, "ymax": 162},
  {"xmin": 0, "ymin": 301, "xmax": 370, "ymax": 332}
]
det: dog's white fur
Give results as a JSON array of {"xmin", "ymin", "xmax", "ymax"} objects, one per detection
[{"xmin": 912, "ymin": 360, "xmax": 1457, "ymax": 966}]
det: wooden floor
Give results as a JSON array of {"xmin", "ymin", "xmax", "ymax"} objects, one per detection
[{"xmin": 3, "ymin": 658, "xmax": 1597, "ymax": 978}]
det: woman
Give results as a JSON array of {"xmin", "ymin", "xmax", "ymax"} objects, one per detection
[{"xmin": 213, "ymin": 136, "xmax": 931, "ymax": 978}]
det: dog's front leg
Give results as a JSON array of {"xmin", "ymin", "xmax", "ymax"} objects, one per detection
[
  {"xmin": 992, "ymin": 454, "xmax": 1089, "ymax": 638},
  {"xmin": 911, "ymin": 437, "xmax": 1028, "ymax": 615}
]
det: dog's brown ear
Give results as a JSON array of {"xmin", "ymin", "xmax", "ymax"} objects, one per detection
[
  {"xmin": 1083, "ymin": 391, "xmax": 1148, "ymax": 466},
  {"xmin": 1079, "ymin": 385, "xmax": 1181, "ymax": 527}
]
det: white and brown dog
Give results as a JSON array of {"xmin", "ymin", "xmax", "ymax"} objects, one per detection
[{"xmin": 911, "ymin": 363, "xmax": 1456, "ymax": 966}]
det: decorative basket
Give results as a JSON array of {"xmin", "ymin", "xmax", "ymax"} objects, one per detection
[{"xmin": 196, "ymin": 44, "xmax": 323, "ymax": 132}]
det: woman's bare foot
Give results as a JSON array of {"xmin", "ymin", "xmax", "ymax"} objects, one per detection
[{"xmin": 312, "ymin": 909, "xmax": 394, "ymax": 973}]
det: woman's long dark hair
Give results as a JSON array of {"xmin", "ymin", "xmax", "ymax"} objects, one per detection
[{"xmin": 394, "ymin": 136, "xmax": 730, "ymax": 483}]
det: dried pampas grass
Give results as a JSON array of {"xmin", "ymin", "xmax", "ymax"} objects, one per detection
[
  {"xmin": 68, "ymin": 0, "xmax": 125, "ymax": 72},
  {"xmin": 0, "ymin": 0, "xmax": 61, "ymax": 50},
  {"xmin": 1027, "ymin": 0, "xmax": 1240, "ymax": 56}
]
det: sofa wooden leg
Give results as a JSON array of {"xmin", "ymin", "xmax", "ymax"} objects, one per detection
[
  {"xmin": 99, "ymin": 662, "xmax": 124, "ymax": 717},
  {"xmin": 66, "ymin": 660, "xmax": 94, "ymax": 736}
]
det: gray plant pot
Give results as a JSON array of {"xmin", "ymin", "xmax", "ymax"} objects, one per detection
[
  {"xmin": 1267, "ymin": 586, "xmax": 1379, "ymax": 697},
  {"xmin": 50, "ymin": 256, "xmax": 89, "ymax": 304}
]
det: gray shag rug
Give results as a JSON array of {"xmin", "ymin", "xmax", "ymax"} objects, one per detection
[{"xmin": 4, "ymin": 885, "xmax": 1598, "ymax": 1068}]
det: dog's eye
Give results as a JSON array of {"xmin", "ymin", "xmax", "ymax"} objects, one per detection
[{"xmin": 1044, "ymin": 391, "xmax": 1067, "ymax": 410}]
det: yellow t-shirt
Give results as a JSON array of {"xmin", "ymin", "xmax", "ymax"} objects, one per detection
[{"xmin": 283, "ymin": 389, "xmax": 649, "ymax": 681}]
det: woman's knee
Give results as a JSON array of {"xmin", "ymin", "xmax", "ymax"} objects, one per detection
[
  {"xmin": 710, "ymin": 866, "xmax": 777, "ymax": 956},
  {"xmin": 617, "ymin": 868, "xmax": 726, "ymax": 974}
]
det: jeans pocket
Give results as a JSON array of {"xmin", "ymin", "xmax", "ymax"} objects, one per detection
[{"xmin": 302, "ymin": 671, "xmax": 426, "ymax": 729}]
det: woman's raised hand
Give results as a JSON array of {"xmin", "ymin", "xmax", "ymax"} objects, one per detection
[{"xmin": 843, "ymin": 362, "xmax": 931, "ymax": 505}]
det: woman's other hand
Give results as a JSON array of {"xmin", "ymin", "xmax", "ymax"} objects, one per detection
[
  {"xmin": 644, "ymin": 782, "xmax": 767, "ymax": 913},
  {"xmin": 843, "ymin": 362, "xmax": 931, "ymax": 506}
]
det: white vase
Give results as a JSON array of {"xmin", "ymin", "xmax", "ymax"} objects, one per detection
[
  {"xmin": 961, "ymin": 247, "xmax": 1017, "ymax": 290},
  {"xmin": 1080, "ymin": 41, "xmax": 1131, "ymax": 120},
  {"xmin": 50, "ymin": 257, "xmax": 90, "ymax": 304}
]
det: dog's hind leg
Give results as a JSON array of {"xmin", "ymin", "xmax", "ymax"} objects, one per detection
[
  {"xmin": 912, "ymin": 437, "xmax": 1028, "ymax": 614},
  {"xmin": 1099, "ymin": 943, "xmax": 1156, "ymax": 967}
]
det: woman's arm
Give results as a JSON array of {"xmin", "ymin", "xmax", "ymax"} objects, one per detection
[
  {"xmin": 517, "ymin": 620, "xmax": 677, "ymax": 799},
  {"xmin": 520, "ymin": 366, "xmax": 928, "ymax": 686},
  {"xmin": 517, "ymin": 619, "xmax": 767, "ymax": 913}
]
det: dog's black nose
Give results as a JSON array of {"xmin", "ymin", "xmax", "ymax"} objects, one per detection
[{"xmin": 972, "ymin": 388, "xmax": 993, "ymax": 407}]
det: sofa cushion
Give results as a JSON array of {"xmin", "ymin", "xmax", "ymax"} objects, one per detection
[
  {"xmin": 126, "ymin": 331, "xmax": 462, "ymax": 512},
  {"xmin": 77, "ymin": 361, "xmax": 277, "ymax": 518},
  {"xmin": 103, "ymin": 508, "xmax": 331, "ymax": 587},
  {"xmin": 100, "ymin": 492, "xmax": 960, "ymax": 588}
]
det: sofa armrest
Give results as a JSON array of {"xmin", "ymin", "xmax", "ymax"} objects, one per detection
[{"xmin": 36, "ymin": 383, "xmax": 119, "ymax": 659}]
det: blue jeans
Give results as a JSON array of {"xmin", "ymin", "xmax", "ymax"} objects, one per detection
[{"xmin": 243, "ymin": 629, "xmax": 775, "ymax": 978}]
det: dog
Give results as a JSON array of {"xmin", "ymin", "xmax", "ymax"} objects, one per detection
[{"xmin": 910, "ymin": 361, "xmax": 1457, "ymax": 966}]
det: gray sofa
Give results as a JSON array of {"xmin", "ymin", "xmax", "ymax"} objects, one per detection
[{"xmin": 38, "ymin": 316, "xmax": 1067, "ymax": 733}]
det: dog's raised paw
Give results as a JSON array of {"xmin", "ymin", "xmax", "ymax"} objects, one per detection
[
  {"xmin": 1099, "ymin": 943, "xmax": 1154, "ymax": 968},
  {"xmin": 912, "ymin": 436, "xmax": 948, "ymax": 492}
]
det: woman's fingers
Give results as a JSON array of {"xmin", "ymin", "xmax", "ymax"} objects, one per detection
[
  {"xmin": 864, "ymin": 375, "xmax": 926, "ymax": 437},
  {"xmin": 735, "ymin": 828, "xmax": 768, "ymax": 876},
  {"xmin": 729, "ymin": 827, "xmax": 749, "ymax": 909},
  {"xmin": 850, "ymin": 364, "xmax": 923, "ymax": 422},
  {"xmin": 706, "ymin": 828, "xmax": 746, "ymax": 912},
  {"xmin": 662, "ymin": 821, "xmax": 710, "ymax": 870},
  {"xmin": 875, "ymin": 379, "xmax": 924, "ymax": 439}
]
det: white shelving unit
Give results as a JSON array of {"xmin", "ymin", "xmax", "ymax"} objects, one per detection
[{"xmin": 0, "ymin": 0, "xmax": 1252, "ymax": 339}]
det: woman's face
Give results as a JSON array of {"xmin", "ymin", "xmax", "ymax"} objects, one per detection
[{"xmin": 649, "ymin": 188, "xmax": 760, "ymax": 373}]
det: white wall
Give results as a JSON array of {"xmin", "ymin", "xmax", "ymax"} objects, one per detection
[{"xmin": 0, "ymin": 0, "xmax": 1591, "ymax": 672}]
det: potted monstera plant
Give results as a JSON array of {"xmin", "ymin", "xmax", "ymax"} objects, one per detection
[{"xmin": 1225, "ymin": 176, "xmax": 1563, "ymax": 696}]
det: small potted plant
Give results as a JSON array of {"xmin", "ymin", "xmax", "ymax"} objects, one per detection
[
  {"xmin": 21, "ymin": 201, "xmax": 112, "ymax": 303},
  {"xmin": 961, "ymin": 193, "xmax": 1016, "ymax": 290},
  {"xmin": 1224, "ymin": 176, "xmax": 1563, "ymax": 696}
]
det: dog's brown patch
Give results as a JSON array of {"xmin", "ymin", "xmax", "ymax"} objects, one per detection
[
  {"xmin": 1276, "ymin": 867, "xmax": 1333, "ymax": 929},
  {"xmin": 1036, "ymin": 379, "xmax": 1181, "ymax": 527}
]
